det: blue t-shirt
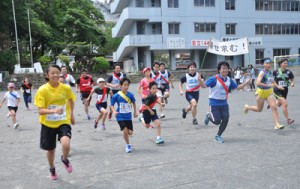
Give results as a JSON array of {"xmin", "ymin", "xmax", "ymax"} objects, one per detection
[
  {"xmin": 205, "ymin": 74, "xmax": 238, "ymax": 106},
  {"xmin": 111, "ymin": 91, "xmax": 136, "ymax": 121}
]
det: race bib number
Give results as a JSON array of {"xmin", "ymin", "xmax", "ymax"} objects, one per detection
[
  {"xmin": 278, "ymin": 81, "xmax": 287, "ymax": 87},
  {"xmin": 119, "ymin": 102, "xmax": 132, "ymax": 113},
  {"xmin": 267, "ymin": 77, "xmax": 274, "ymax": 85},
  {"xmin": 46, "ymin": 105, "xmax": 66, "ymax": 121},
  {"xmin": 25, "ymin": 89, "xmax": 30, "ymax": 93}
]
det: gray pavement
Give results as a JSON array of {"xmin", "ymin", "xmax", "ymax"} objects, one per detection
[{"xmin": 0, "ymin": 79, "xmax": 299, "ymax": 189}]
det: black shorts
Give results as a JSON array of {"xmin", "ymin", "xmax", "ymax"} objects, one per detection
[
  {"xmin": 80, "ymin": 92, "xmax": 91, "ymax": 100},
  {"xmin": 185, "ymin": 91, "xmax": 199, "ymax": 103},
  {"xmin": 96, "ymin": 102, "xmax": 107, "ymax": 111},
  {"xmin": 40, "ymin": 124, "xmax": 72, "ymax": 151},
  {"xmin": 274, "ymin": 88, "xmax": 288, "ymax": 99},
  {"xmin": 143, "ymin": 109, "xmax": 159, "ymax": 124},
  {"xmin": 117, "ymin": 120, "xmax": 133, "ymax": 131},
  {"xmin": 8, "ymin": 106, "xmax": 18, "ymax": 112},
  {"xmin": 159, "ymin": 84, "xmax": 170, "ymax": 95}
]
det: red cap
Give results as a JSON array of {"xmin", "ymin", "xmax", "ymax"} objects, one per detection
[{"xmin": 143, "ymin": 67, "xmax": 151, "ymax": 73}]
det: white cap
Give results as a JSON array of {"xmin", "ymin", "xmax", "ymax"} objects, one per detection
[{"xmin": 97, "ymin": 78, "xmax": 105, "ymax": 83}]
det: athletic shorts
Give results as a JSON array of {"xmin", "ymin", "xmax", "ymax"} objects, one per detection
[
  {"xmin": 255, "ymin": 88, "xmax": 273, "ymax": 99},
  {"xmin": 96, "ymin": 102, "xmax": 107, "ymax": 111},
  {"xmin": 143, "ymin": 109, "xmax": 159, "ymax": 124},
  {"xmin": 40, "ymin": 124, "xmax": 72, "ymax": 151},
  {"xmin": 8, "ymin": 106, "xmax": 18, "ymax": 112},
  {"xmin": 117, "ymin": 120, "xmax": 133, "ymax": 131},
  {"xmin": 274, "ymin": 88, "xmax": 288, "ymax": 99},
  {"xmin": 159, "ymin": 84, "xmax": 170, "ymax": 95},
  {"xmin": 80, "ymin": 92, "xmax": 91, "ymax": 100},
  {"xmin": 185, "ymin": 91, "xmax": 199, "ymax": 103}
]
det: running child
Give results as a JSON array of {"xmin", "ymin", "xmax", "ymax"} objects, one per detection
[
  {"xmin": 76, "ymin": 69, "xmax": 95, "ymax": 120},
  {"xmin": 139, "ymin": 81, "xmax": 165, "ymax": 144},
  {"xmin": 107, "ymin": 63, "xmax": 126, "ymax": 120},
  {"xmin": 179, "ymin": 62, "xmax": 203, "ymax": 126},
  {"xmin": 20, "ymin": 77, "xmax": 32, "ymax": 110},
  {"xmin": 151, "ymin": 62, "xmax": 165, "ymax": 118},
  {"xmin": 243, "ymin": 58, "xmax": 285, "ymax": 130},
  {"xmin": 159, "ymin": 63, "xmax": 174, "ymax": 104},
  {"xmin": 199, "ymin": 61, "xmax": 251, "ymax": 143},
  {"xmin": 34, "ymin": 64, "xmax": 76, "ymax": 180},
  {"xmin": 110, "ymin": 78, "xmax": 138, "ymax": 153},
  {"xmin": 272, "ymin": 58, "xmax": 295, "ymax": 124},
  {"xmin": 87, "ymin": 78, "xmax": 112, "ymax": 130},
  {"xmin": 0, "ymin": 83, "xmax": 21, "ymax": 129}
]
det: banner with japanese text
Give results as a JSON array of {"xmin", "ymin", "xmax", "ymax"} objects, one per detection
[{"xmin": 207, "ymin": 37, "xmax": 249, "ymax": 56}]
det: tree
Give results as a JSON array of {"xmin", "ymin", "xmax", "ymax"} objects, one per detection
[
  {"xmin": 99, "ymin": 23, "xmax": 122, "ymax": 55},
  {"xmin": 0, "ymin": 49, "xmax": 17, "ymax": 74}
]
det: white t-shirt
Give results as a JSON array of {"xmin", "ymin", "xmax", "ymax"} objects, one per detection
[{"xmin": 4, "ymin": 91, "xmax": 20, "ymax": 107}]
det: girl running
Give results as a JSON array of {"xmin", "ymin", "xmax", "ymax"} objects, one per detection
[
  {"xmin": 0, "ymin": 83, "xmax": 21, "ymax": 129},
  {"xmin": 20, "ymin": 77, "xmax": 32, "ymax": 110},
  {"xmin": 35, "ymin": 64, "xmax": 76, "ymax": 180},
  {"xmin": 273, "ymin": 58, "xmax": 295, "ymax": 124},
  {"xmin": 243, "ymin": 58, "xmax": 285, "ymax": 130}
]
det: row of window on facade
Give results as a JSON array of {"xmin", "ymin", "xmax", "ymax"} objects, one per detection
[
  {"xmin": 168, "ymin": 23, "xmax": 300, "ymax": 35},
  {"xmin": 255, "ymin": 48, "xmax": 300, "ymax": 64},
  {"xmin": 166, "ymin": 0, "xmax": 300, "ymax": 12}
]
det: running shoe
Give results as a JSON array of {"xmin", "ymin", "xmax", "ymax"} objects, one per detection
[
  {"xmin": 125, "ymin": 144, "xmax": 132, "ymax": 153},
  {"xmin": 156, "ymin": 137, "xmax": 164, "ymax": 144},
  {"xmin": 108, "ymin": 112, "xmax": 112, "ymax": 120},
  {"xmin": 49, "ymin": 167, "xmax": 58, "ymax": 180},
  {"xmin": 287, "ymin": 118, "xmax": 294, "ymax": 125},
  {"xmin": 138, "ymin": 114, "xmax": 143, "ymax": 122},
  {"xmin": 149, "ymin": 125, "xmax": 155, "ymax": 129},
  {"xmin": 61, "ymin": 156, "xmax": 73, "ymax": 173},
  {"xmin": 204, "ymin": 112, "xmax": 210, "ymax": 126},
  {"xmin": 101, "ymin": 124, "xmax": 106, "ymax": 130},
  {"xmin": 182, "ymin": 108, "xmax": 187, "ymax": 119},
  {"xmin": 26, "ymin": 107, "xmax": 30, "ymax": 111},
  {"xmin": 6, "ymin": 112, "xmax": 10, "ymax": 118},
  {"xmin": 267, "ymin": 105, "xmax": 270, "ymax": 109},
  {"xmin": 215, "ymin": 135, "xmax": 224, "ymax": 143},
  {"xmin": 87, "ymin": 115, "xmax": 91, "ymax": 120},
  {"xmin": 274, "ymin": 124, "xmax": 285, "ymax": 130},
  {"xmin": 159, "ymin": 114, "xmax": 165, "ymax": 119},
  {"xmin": 164, "ymin": 97, "xmax": 168, "ymax": 104},
  {"xmin": 14, "ymin": 123, "xmax": 19, "ymax": 129},
  {"xmin": 193, "ymin": 118, "xmax": 198, "ymax": 125},
  {"xmin": 94, "ymin": 119, "xmax": 98, "ymax": 129},
  {"xmin": 243, "ymin": 104, "xmax": 249, "ymax": 114}
]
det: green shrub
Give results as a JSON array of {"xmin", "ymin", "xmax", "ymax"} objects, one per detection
[
  {"xmin": 93, "ymin": 57, "xmax": 109, "ymax": 73},
  {"xmin": 38, "ymin": 55, "xmax": 52, "ymax": 64},
  {"xmin": 0, "ymin": 49, "xmax": 17, "ymax": 74}
]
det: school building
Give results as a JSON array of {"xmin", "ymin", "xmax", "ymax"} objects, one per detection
[{"xmin": 110, "ymin": 0, "xmax": 300, "ymax": 70}]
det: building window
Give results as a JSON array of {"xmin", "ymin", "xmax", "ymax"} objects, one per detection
[
  {"xmin": 151, "ymin": 0, "xmax": 161, "ymax": 7},
  {"xmin": 255, "ymin": 0, "xmax": 300, "ymax": 12},
  {"xmin": 225, "ymin": 0, "xmax": 235, "ymax": 10},
  {"xmin": 255, "ymin": 24, "xmax": 300, "ymax": 35},
  {"xmin": 136, "ymin": 0, "xmax": 144, "ymax": 7},
  {"xmin": 255, "ymin": 49, "xmax": 264, "ymax": 64},
  {"xmin": 168, "ymin": 0, "xmax": 179, "ymax": 8},
  {"xmin": 225, "ymin": 24, "xmax": 236, "ymax": 35},
  {"xmin": 273, "ymin": 49, "xmax": 290, "ymax": 57},
  {"xmin": 169, "ymin": 23, "xmax": 180, "ymax": 34},
  {"xmin": 194, "ymin": 22, "xmax": 216, "ymax": 32},
  {"xmin": 194, "ymin": 0, "xmax": 215, "ymax": 7}
]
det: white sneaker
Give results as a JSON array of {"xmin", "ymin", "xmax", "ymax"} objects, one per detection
[
  {"xmin": 159, "ymin": 114, "xmax": 165, "ymax": 119},
  {"xmin": 7, "ymin": 112, "xmax": 11, "ymax": 118},
  {"xmin": 14, "ymin": 123, "xmax": 19, "ymax": 129},
  {"xmin": 125, "ymin": 144, "xmax": 132, "ymax": 153}
]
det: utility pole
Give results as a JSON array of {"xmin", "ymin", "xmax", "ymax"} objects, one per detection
[
  {"xmin": 28, "ymin": 9, "xmax": 33, "ymax": 67},
  {"xmin": 12, "ymin": 0, "xmax": 20, "ymax": 65}
]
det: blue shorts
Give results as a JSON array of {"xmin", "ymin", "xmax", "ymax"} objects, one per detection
[
  {"xmin": 96, "ymin": 102, "xmax": 107, "ymax": 111},
  {"xmin": 185, "ymin": 91, "xmax": 199, "ymax": 103},
  {"xmin": 159, "ymin": 84, "xmax": 170, "ymax": 95},
  {"xmin": 143, "ymin": 109, "xmax": 159, "ymax": 124}
]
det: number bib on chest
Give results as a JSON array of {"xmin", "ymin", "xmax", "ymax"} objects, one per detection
[
  {"xmin": 25, "ymin": 89, "xmax": 30, "ymax": 93},
  {"xmin": 46, "ymin": 105, "xmax": 66, "ymax": 121},
  {"xmin": 119, "ymin": 102, "xmax": 132, "ymax": 113},
  {"xmin": 278, "ymin": 80, "xmax": 287, "ymax": 87}
]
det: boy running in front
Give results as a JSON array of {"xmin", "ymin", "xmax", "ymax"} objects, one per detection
[
  {"xmin": 87, "ymin": 78, "xmax": 112, "ymax": 130},
  {"xmin": 139, "ymin": 81, "xmax": 165, "ymax": 144},
  {"xmin": 110, "ymin": 78, "xmax": 138, "ymax": 153}
]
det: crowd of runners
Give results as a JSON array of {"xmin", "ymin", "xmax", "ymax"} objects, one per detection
[{"xmin": 0, "ymin": 58, "xmax": 295, "ymax": 180}]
